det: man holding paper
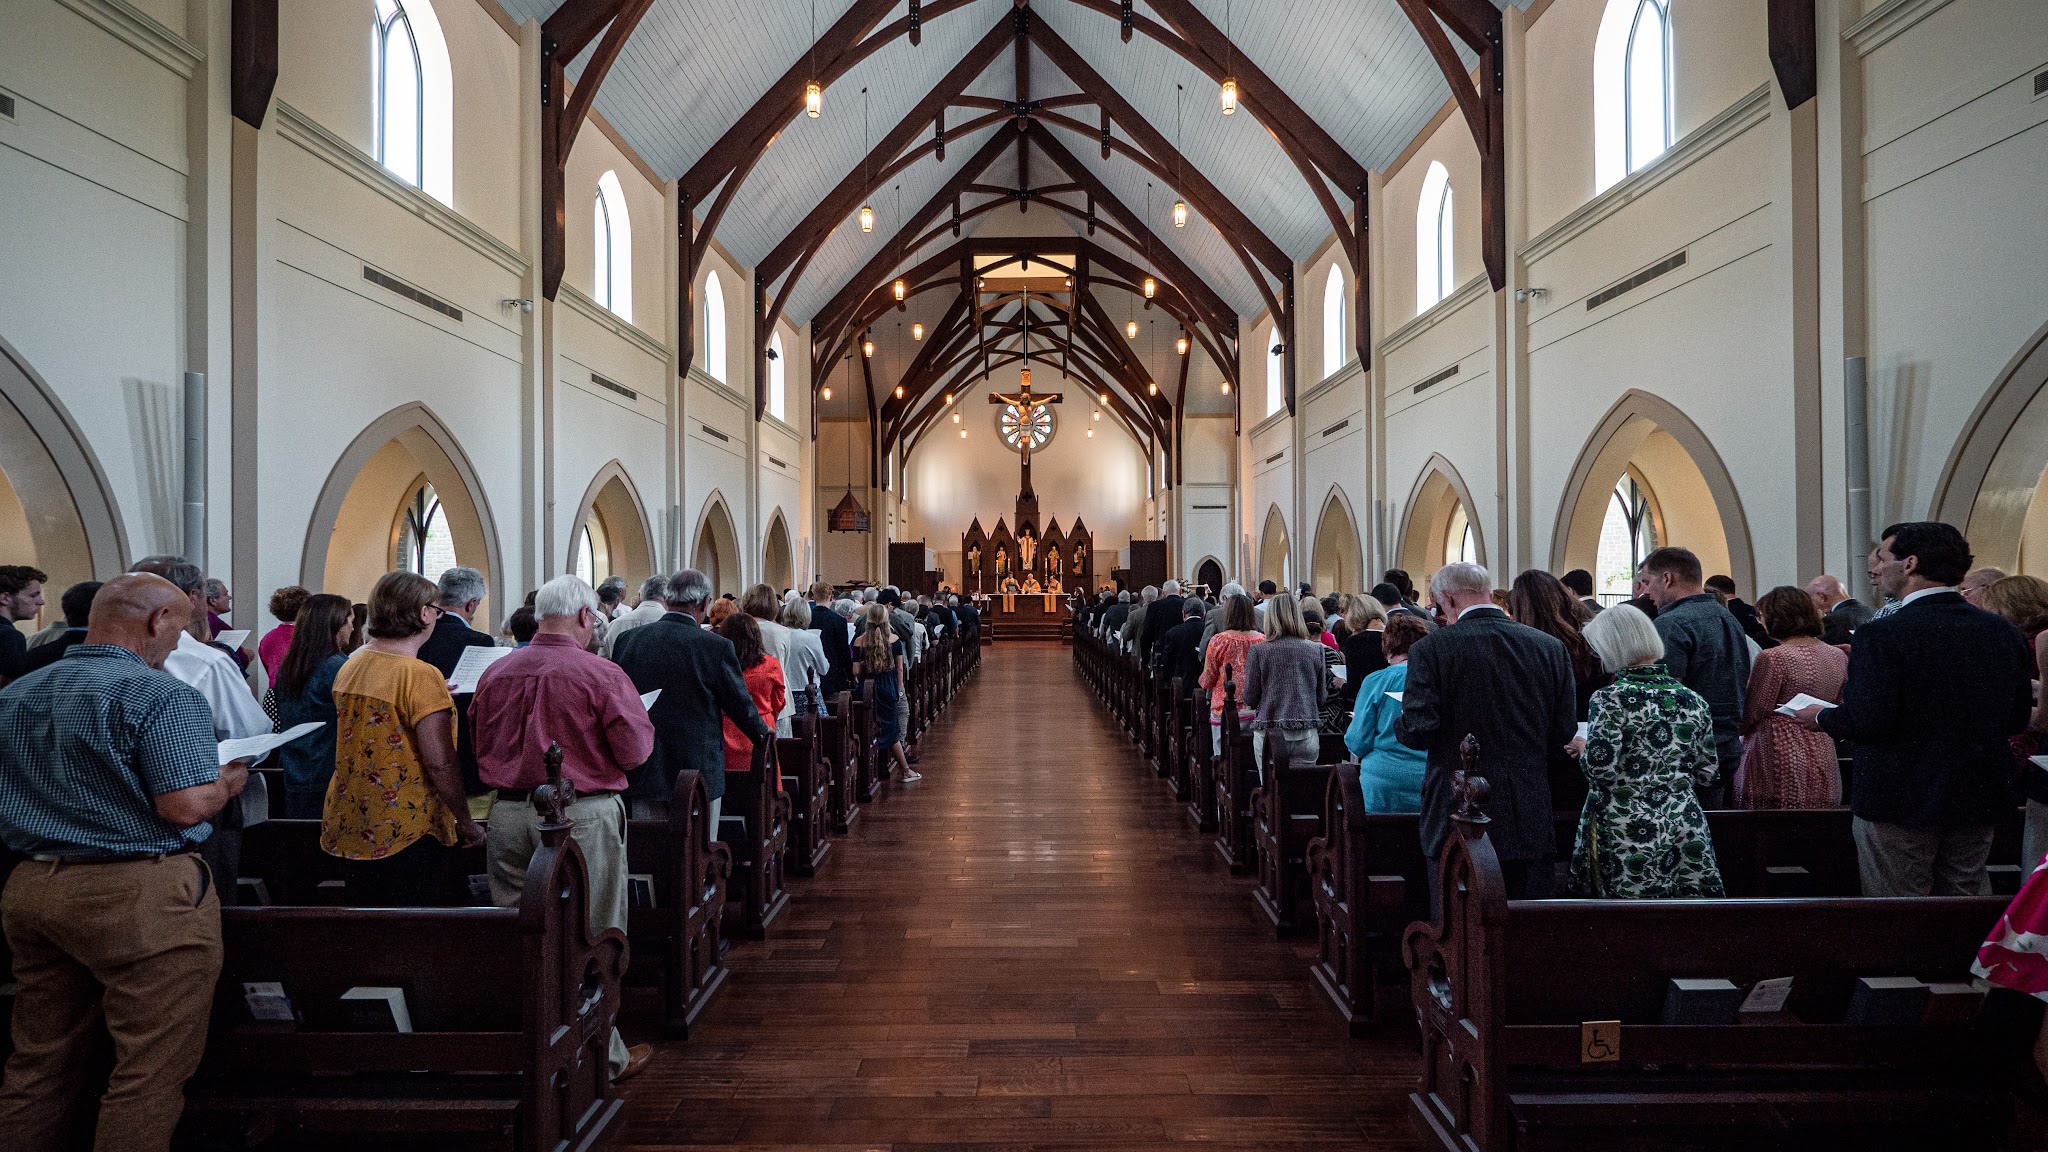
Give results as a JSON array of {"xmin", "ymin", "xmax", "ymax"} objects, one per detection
[
  {"xmin": 1793, "ymin": 522, "xmax": 2033, "ymax": 895},
  {"xmin": 0, "ymin": 573, "xmax": 251, "ymax": 1150},
  {"xmin": 417, "ymin": 566, "xmax": 499, "ymax": 813},
  {"xmin": 469, "ymin": 574, "xmax": 655, "ymax": 1084}
]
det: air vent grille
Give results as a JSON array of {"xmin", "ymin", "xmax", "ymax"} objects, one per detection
[
  {"xmin": 363, "ymin": 266, "xmax": 462, "ymax": 321},
  {"xmin": 768, "ymin": 456, "xmax": 788, "ymax": 469},
  {"xmin": 1191, "ymin": 503, "xmax": 1229, "ymax": 511},
  {"xmin": 0, "ymin": 93, "xmax": 15, "ymax": 121},
  {"xmin": 1412, "ymin": 363, "xmax": 1460, "ymax": 395},
  {"xmin": 699, "ymin": 423, "xmax": 730, "ymax": 443},
  {"xmin": 1321, "ymin": 419, "xmax": 1351, "ymax": 438},
  {"xmin": 589, "ymin": 373, "xmax": 635, "ymax": 401},
  {"xmin": 2034, "ymin": 69, "xmax": 2048, "ymax": 99},
  {"xmin": 1265, "ymin": 451, "xmax": 1285, "ymax": 465},
  {"xmin": 1588, "ymin": 251, "xmax": 1688, "ymax": 311}
]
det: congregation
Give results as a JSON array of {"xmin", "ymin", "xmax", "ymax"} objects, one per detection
[{"xmin": 0, "ymin": 555, "xmax": 980, "ymax": 1149}]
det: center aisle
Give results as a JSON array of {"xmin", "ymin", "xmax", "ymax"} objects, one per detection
[{"xmin": 617, "ymin": 641, "xmax": 1421, "ymax": 1150}]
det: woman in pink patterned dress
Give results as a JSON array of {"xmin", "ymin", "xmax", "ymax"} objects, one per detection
[{"xmin": 1734, "ymin": 586, "xmax": 1849, "ymax": 808}]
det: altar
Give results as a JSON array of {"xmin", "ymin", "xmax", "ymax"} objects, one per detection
[
  {"xmin": 960, "ymin": 369, "xmax": 1095, "ymax": 608},
  {"xmin": 978, "ymin": 589, "xmax": 1073, "ymax": 643}
]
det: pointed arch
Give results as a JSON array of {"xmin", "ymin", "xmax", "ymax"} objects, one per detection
[
  {"xmin": 566, "ymin": 460, "xmax": 656, "ymax": 588},
  {"xmin": 1193, "ymin": 555, "xmax": 1226, "ymax": 595},
  {"xmin": 1311, "ymin": 486, "xmax": 1363, "ymax": 594},
  {"xmin": 1395, "ymin": 453, "xmax": 1486, "ymax": 580},
  {"xmin": 1931, "ymin": 318, "xmax": 2048, "ymax": 574},
  {"xmin": 0, "ymin": 334, "xmax": 130, "ymax": 592},
  {"xmin": 762, "ymin": 508, "xmax": 794, "ymax": 592},
  {"xmin": 1549, "ymin": 389, "xmax": 1755, "ymax": 596},
  {"xmin": 691, "ymin": 489, "xmax": 741, "ymax": 596},
  {"xmin": 1258, "ymin": 504, "xmax": 1292, "ymax": 589},
  {"xmin": 301, "ymin": 401, "xmax": 504, "ymax": 625}
]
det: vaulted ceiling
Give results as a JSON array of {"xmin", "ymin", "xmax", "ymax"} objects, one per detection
[{"xmin": 496, "ymin": 0, "xmax": 1522, "ymax": 445}]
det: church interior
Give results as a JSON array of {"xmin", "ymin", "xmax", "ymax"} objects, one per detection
[{"xmin": 5, "ymin": 0, "xmax": 2048, "ymax": 1147}]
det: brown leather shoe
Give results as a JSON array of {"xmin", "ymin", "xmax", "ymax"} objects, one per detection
[{"xmin": 615, "ymin": 1043, "xmax": 655, "ymax": 1084}]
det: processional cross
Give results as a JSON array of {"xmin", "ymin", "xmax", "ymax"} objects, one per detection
[{"xmin": 987, "ymin": 367, "xmax": 1063, "ymax": 477}]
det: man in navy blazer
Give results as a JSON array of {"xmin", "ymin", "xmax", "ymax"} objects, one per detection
[
  {"xmin": 1797, "ymin": 522, "xmax": 2033, "ymax": 896},
  {"xmin": 805, "ymin": 580, "xmax": 854, "ymax": 697}
]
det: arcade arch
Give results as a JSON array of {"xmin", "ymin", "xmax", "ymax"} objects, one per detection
[
  {"xmin": 568, "ymin": 462, "xmax": 655, "ymax": 590},
  {"xmin": 1933, "ymin": 319, "xmax": 2048, "ymax": 576},
  {"xmin": 1550, "ymin": 390, "xmax": 1753, "ymax": 597},
  {"xmin": 1258, "ymin": 505, "xmax": 1292, "ymax": 589},
  {"xmin": 1396, "ymin": 454, "xmax": 1485, "ymax": 582},
  {"xmin": 692, "ymin": 492, "xmax": 741, "ymax": 596},
  {"xmin": 1311, "ymin": 490, "xmax": 1363, "ymax": 594},
  {"xmin": 762, "ymin": 510, "xmax": 794, "ymax": 593},
  {"xmin": 0, "ymin": 337, "xmax": 128, "ymax": 605}
]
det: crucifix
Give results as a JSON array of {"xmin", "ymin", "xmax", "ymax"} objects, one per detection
[{"xmin": 989, "ymin": 366, "xmax": 1061, "ymax": 578}]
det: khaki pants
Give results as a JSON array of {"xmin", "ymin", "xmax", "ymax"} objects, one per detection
[
  {"xmin": 1853, "ymin": 816, "xmax": 1996, "ymax": 896},
  {"xmin": 486, "ymin": 793, "xmax": 631, "ymax": 1076},
  {"xmin": 0, "ymin": 854, "xmax": 221, "ymax": 1152}
]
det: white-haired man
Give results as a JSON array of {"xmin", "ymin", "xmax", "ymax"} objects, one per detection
[
  {"xmin": 600, "ymin": 574, "xmax": 669, "ymax": 658},
  {"xmin": 1139, "ymin": 579, "xmax": 1184, "ymax": 662},
  {"xmin": 1395, "ymin": 562, "xmax": 1578, "ymax": 900},
  {"xmin": 470, "ymin": 575, "xmax": 656, "ymax": 1083}
]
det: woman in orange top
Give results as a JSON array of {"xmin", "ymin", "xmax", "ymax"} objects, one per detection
[
  {"xmin": 717, "ymin": 612, "xmax": 786, "ymax": 786},
  {"xmin": 1199, "ymin": 592, "xmax": 1265, "ymax": 756}
]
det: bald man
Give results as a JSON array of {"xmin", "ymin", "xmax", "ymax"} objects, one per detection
[
  {"xmin": 1961, "ymin": 567, "xmax": 2009, "ymax": 610},
  {"xmin": 1806, "ymin": 574, "xmax": 1872, "ymax": 646},
  {"xmin": 0, "ymin": 573, "xmax": 250, "ymax": 1151}
]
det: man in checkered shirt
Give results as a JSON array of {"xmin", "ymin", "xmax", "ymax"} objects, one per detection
[{"xmin": 0, "ymin": 573, "xmax": 251, "ymax": 1151}]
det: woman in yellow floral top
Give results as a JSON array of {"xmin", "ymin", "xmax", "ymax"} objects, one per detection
[{"xmin": 320, "ymin": 571, "xmax": 485, "ymax": 905}]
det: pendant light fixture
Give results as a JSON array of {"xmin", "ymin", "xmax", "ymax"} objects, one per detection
[
  {"xmin": 912, "ymin": 322, "xmax": 925, "ymax": 341},
  {"xmin": 1092, "ymin": 409, "xmax": 1101, "ymax": 421},
  {"xmin": 863, "ymin": 333, "xmax": 875, "ymax": 357},
  {"xmin": 1172, "ymin": 84, "xmax": 1188, "ymax": 227},
  {"xmin": 895, "ymin": 384, "xmax": 904, "ymax": 398},
  {"xmin": 858, "ymin": 87, "xmax": 874, "ymax": 232},
  {"xmin": 1176, "ymin": 332, "xmax": 1189, "ymax": 356},
  {"xmin": 1126, "ymin": 320, "xmax": 1139, "ymax": 339},
  {"xmin": 1219, "ymin": 1, "xmax": 1238, "ymax": 115},
  {"xmin": 1148, "ymin": 379, "xmax": 1158, "ymax": 396},
  {"xmin": 893, "ymin": 278, "xmax": 907, "ymax": 303},
  {"xmin": 1142, "ymin": 276, "xmax": 1156, "ymax": 301},
  {"xmin": 821, "ymin": 384, "xmax": 832, "ymax": 400},
  {"xmin": 804, "ymin": 2, "xmax": 822, "ymax": 118},
  {"xmin": 944, "ymin": 391, "xmax": 954, "ymax": 405}
]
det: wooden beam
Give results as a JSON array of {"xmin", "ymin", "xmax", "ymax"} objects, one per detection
[
  {"xmin": 1353, "ymin": 185, "xmax": 1371, "ymax": 370},
  {"xmin": 1768, "ymin": 0, "xmax": 1818, "ymax": 110},
  {"xmin": 230, "ymin": 0, "xmax": 278, "ymax": 129},
  {"xmin": 1394, "ymin": 0, "xmax": 1505, "ymax": 291},
  {"xmin": 540, "ymin": 0, "xmax": 656, "ymax": 300}
]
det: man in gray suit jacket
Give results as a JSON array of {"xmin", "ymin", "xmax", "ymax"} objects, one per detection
[
  {"xmin": 1396, "ymin": 562, "xmax": 1578, "ymax": 899},
  {"xmin": 611, "ymin": 569, "xmax": 770, "ymax": 837}
]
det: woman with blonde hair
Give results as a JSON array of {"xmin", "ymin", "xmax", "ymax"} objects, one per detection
[
  {"xmin": 1242, "ymin": 593, "xmax": 1328, "ymax": 771},
  {"xmin": 1198, "ymin": 593, "xmax": 1264, "ymax": 755},
  {"xmin": 855, "ymin": 601, "xmax": 919, "ymax": 783}
]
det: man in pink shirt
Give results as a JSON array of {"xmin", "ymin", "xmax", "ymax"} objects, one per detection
[{"xmin": 471, "ymin": 574, "xmax": 655, "ymax": 1082}]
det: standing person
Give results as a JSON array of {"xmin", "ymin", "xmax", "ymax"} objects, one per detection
[
  {"xmin": 1506, "ymin": 569, "xmax": 1610, "ymax": 813},
  {"xmin": 320, "ymin": 571, "xmax": 486, "ymax": 905},
  {"xmin": 1560, "ymin": 568, "xmax": 1602, "ymax": 621},
  {"xmin": 1962, "ymin": 567, "xmax": 2010, "ymax": 610},
  {"xmin": 20, "ymin": 580, "xmax": 100, "ymax": 676},
  {"xmin": 0, "ymin": 573, "xmax": 251, "ymax": 1152},
  {"xmin": 1241, "ymin": 594, "xmax": 1327, "ymax": 772},
  {"xmin": 1396, "ymin": 563, "xmax": 1578, "ymax": 899},
  {"xmin": 1634, "ymin": 547, "xmax": 1750, "ymax": 805},
  {"xmin": 1122, "ymin": 586, "xmax": 1158, "ymax": 650},
  {"xmin": 1155, "ymin": 598, "xmax": 1210, "ymax": 691},
  {"xmin": 1706, "ymin": 574, "xmax": 1774, "ymax": 651},
  {"xmin": 1794, "ymin": 522, "xmax": 2034, "ymax": 896},
  {"xmin": 952, "ymin": 594, "xmax": 979, "ymax": 647},
  {"xmin": 855, "ymin": 602, "xmax": 920, "ymax": 783},
  {"xmin": 1335, "ymin": 594, "xmax": 1390, "ymax": 710},
  {"xmin": 779, "ymin": 597, "xmax": 832, "ymax": 717},
  {"xmin": 0, "ymin": 564, "xmax": 49, "ymax": 686},
  {"xmin": 258, "ymin": 585, "xmax": 310, "ymax": 687},
  {"xmin": 1982, "ymin": 574, "xmax": 2048, "ymax": 868},
  {"xmin": 717, "ymin": 612, "xmax": 786, "ymax": 785},
  {"xmin": 271, "ymin": 594, "xmax": 355, "ymax": 818},
  {"xmin": 1805, "ymin": 574, "xmax": 1872, "ymax": 646},
  {"xmin": 595, "ymin": 575, "xmax": 628, "ymax": 620},
  {"xmin": 742, "ymin": 584, "xmax": 797, "ymax": 736},
  {"xmin": 469, "ymin": 575, "xmax": 655, "ymax": 1084},
  {"xmin": 1736, "ymin": 586, "xmax": 1850, "ymax": 809},
  {"xmin": 1344, "ymin": 614, "xmax": 1434, "ymax": 813},
  {"xmin": 806, "ymin": 580, "xmax": 855, "ymax": 697},
  {"xmin": 1199, "ymin": 593, "xmax": 1266, "ymax": 755},
  {"xmin": 600, "ymin": 575, "xmax": 669, "ymax": 658},
  {"xmin": 202, "ymin": 578, "xmax": 250, "ymax": 672},
  {"xmin": 1139, "ymin": 580, "xmax": 1184, "ymax": 659},
  {"xmin": 1570, "ymin": 605, "xmax": 1725, "ymax": 898},
  {"xmin": 612, "ymin": 569, "xmax": 771, "ymax": 833},
  {"xmin": 415, "ymin": 566, "xmax": 498, "ymax": 814}
]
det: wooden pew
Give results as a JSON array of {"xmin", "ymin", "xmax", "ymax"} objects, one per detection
[
  {"xmin": 853, "ymin": 680, "xmax": 882, "ymax": 804},
  {"xmin": 819, "ymin": 689, "xmax": 861, "ymax": 833},
  {"xmin": 1402, "ymin": 772, "xmax": 2012, "ymax": 1152},
  {"xmin": 1212, "ymin": 675, "xmax": 1258, "ymax": 874},
  {"xmin": 1166, "ymin": 677, "xmax": 1196, "ymax": 804},
  {"xmin": 237, "ymin": 820, "xmax": 490, "ymax": 907},
  {"xmin": 779, "ymin": 709, "xmax": 833, "ymax": 877},
  {"xmin": 1185, "ymin": 689, "xmax": 1219, "ymax": 835},
  {"xmin": 186, "ymin": 788, "xmax": 625, "ymax": 1151},
  {"xmin": 626, "ymin": 769, "xmax": 730, "ymax": 1039},
  {"xmin": 719, "ymin": 736, "xmax": 792, "ymax": 939},
  {"xmin": 1250, "ymin": 734, "xmax": 1351, "ymax": 936}
]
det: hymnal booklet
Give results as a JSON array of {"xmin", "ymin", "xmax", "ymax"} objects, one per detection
[
  {"xmin": 448, "ymin": 645, "xmax": 514, "ymax": 693},
  {"xmin": 1774, "ymin": 692, "xmax": 1833, "ymax": 718},
  {"xmin": 218, "ymin": 721, "xmax": 325, "ymax": 767}
]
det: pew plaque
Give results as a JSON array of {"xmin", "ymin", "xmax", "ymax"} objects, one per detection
[{"xmin": 1579, "ymin": 1020, "xmax": 1619, "ymax": 1064}]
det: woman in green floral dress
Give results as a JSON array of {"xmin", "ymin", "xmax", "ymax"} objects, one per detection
[{"xmin": 1569, "ymin": 604, "xmax": 1725, "ymax": 898}]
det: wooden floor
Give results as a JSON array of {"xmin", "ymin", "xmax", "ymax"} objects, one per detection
[{"xmin": 616, "ymin": 641, "xmax": 1423, "ymax": 1151}]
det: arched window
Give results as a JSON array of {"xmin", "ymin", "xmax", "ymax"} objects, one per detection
[
  {"xmin": 1444, "ymin": 501, "xmax": 1478, "ymax": 568},
  {"xmin": 767, "ymin": 332, "xmax": 787, "ymax": 420},
  {"xmin": 1323, "ymin": 264, "xmax": 1347, "ymax": 377},
  {"xmin": 1265, "ymin": 323, "xmax": 1284, "ymax": 418},
  {"xmin": 573, "ymin": 511, "xmax": 609, "ymax": 586},
  {"xmin": 397, "ymin": 482, "xmax": 458, "ymax": 577},
  {"xmin": 1595, "ymin": 0, "xmax": 1674, "ymax": 192},
  {"xmin": 1416, "ymin": 161, "xmax": 1454, "ymax": 313},
  {"xmin": 1595, "ymin": 472, "xmax": 1659, "ymax": 601},
  {"xmin": 593, "ymin": 171, "xmax": 632, "ymax": 320},
  {"xmin": 704, "ymin": 270, "xmax": 727, "ymax": 383},
  {"xmin": 371, "ymin": 0, "xmax": 452, "ymax": 205}
]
